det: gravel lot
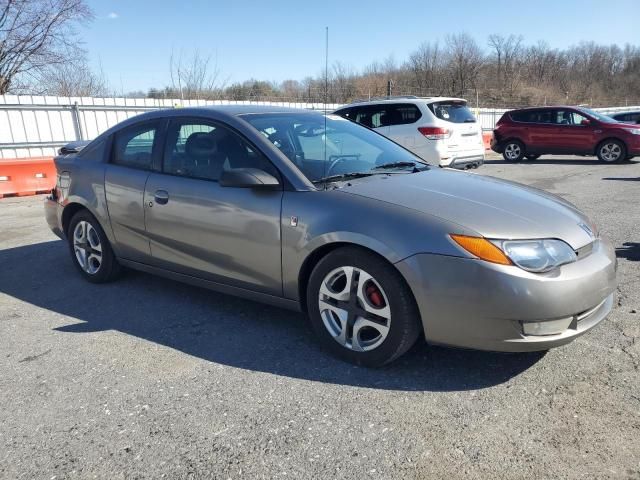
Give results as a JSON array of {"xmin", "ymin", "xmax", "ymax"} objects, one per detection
[{"xmin": 1, "ymin": 155, "xmax": 639, "ymax": 479}]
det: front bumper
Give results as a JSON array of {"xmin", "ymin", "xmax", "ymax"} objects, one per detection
[
  {"xmin": 44, "ymin": 194, "xmax": 65, "ymax": 239},
  {"xmin": 395, "ymin": 237, "xmax": 617, "ymax": 352}
]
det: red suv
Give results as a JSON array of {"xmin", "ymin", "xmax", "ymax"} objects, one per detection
[{"xmin": 491, "ymin": 106, "xmax": 640, "ymax": 163}]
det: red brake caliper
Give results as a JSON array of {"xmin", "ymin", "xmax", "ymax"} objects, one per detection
[{"xmin": 365, "ymin": 283, "xmax": 385, "ymax": 308}]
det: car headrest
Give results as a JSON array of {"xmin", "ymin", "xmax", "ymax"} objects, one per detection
[{"xmin": 185, "ymin": 132, "xmax": 216, "ymax": 158}]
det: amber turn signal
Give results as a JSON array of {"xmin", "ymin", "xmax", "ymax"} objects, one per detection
[{"xmin": 450, "ymin": 234, "xmax": 512, "ymax": 266}]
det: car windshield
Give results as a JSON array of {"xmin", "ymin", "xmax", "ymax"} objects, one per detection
[
  {"xmin": 428, "ymin": 101, "xmax": 476, "ymax": 123},
  {"xmin": 577, "ymin": 107, "xmax": 618, "ymax": 124},
  {"xmin": 241, "ymin": 113, "xmax": 428, "ymax": 184}
]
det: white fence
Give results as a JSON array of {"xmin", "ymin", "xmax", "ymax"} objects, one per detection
[{"xmin": 1, "ymin": 94, "xmax": 638, "ymax": 159}]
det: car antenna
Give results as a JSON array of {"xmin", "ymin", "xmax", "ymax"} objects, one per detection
[{"xmin": 323, "ymin": 26, "xmax": 329, "ymax": 190}]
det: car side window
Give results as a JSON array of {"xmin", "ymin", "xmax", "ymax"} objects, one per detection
[
  {"xmin": 112, "ymin": 122, "xmax": 159, "ymax": 169},
  {"xmin": 553, "ymin": 110, "xmax": 587, "ymax": 125},
  {"xmin": 163, "ymin": 119, "xmax": 279, "ymax": 182},
  {"xmin": 569, "ymin": 111, "xmax": 588, "ymax": 125},
  {"xmin": 511, "ymin": 110, "xmax": 538, "ymax": 123},
  {"xmin": 388, "ymin": 104, "xmax": 422, "ymax": 125}
]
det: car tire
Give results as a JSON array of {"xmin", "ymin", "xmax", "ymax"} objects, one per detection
[
  {"xmin": 502, "ymin": 140, "xmax": 526, "ymax": 162},
  {"xmin": 596, "ymin": 140, "xmax": 626, "ymax": 163},
  {"xmin": 525, "ymin": 154, "xmax": 540, "ymax": 161},
  {"xmin": 67, "ymin": 210, "xmax": 121, "ymax": 283},
  {"xmin": 306, "ymin": 246, "xmax": 421, "ymax": 367}
]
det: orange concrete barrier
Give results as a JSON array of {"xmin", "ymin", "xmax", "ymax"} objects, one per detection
[
  {"xmin": 0, "ymin": 157, "xmax": 56, "ymax": 198},
  {"xmin": 482, "ymin": 132, "xmax": 493, "ymax": 150}
]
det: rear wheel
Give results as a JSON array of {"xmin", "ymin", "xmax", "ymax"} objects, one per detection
[
  {"xmin": 306, "ymin": 247, "xmax": 421, "ymax": 367},
  {"xmin": 67, "ymin": 210, "xmax": 121, "ymax": 283},
  {"xmin": 502, "ymin": 140, "xmax": 525, "ymax": 162},
  {"xmin": 597, "ymin": 140, "xmax": 626, "ymax": 163}
]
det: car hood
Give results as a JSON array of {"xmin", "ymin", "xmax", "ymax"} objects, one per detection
[{"xmin": 340, "ymin": 169, "xmax": 595, "ymax": 249}]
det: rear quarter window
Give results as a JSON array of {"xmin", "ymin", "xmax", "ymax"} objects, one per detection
[{"xmin": 428, "ymin": 102, "xmax": 476, "ymax": 123}]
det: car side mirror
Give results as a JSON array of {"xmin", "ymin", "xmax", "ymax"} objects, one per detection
[
  {"xmin": 219, "ymin": 168, "xmax": 281, "ymax": 189},
  {"xmin": 580, "ymin": 119, "xmax": 591, "ymax": 126}
]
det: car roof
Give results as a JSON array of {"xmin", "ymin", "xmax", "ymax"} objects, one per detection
[
  {"xmin": 156, "ymin": 104, "xmax": 324, "ymax": 116},
  {"xmin": 90, "ymin": 105, "xmax": 325, "ymax": 144},
  {"xmin": 342, "ymin": 97, "xmax": 467, "ymax": 108},
  {"xmin": 508, "ymin": 105, "xmax": 588, "ymax": 112}
]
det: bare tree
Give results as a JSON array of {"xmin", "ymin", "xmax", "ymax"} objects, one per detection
[
  {"xmin": 0, "ymin": 0, "xmax": 93, "ymax": 94},
  {"xmin": 169, "ymin": 49, "xmax": 226, "ymax": 100},
  {"xmin": 407, "ymin": 41, "xmax": 445, "ymax": 95},
  {"xmin": 330, "ymin": 61, "xmax": 356, "ymax": 103},
  {"xmin": 37, "ymin": 54, "xmax": 108, "ymax": 96},
  {"xmin": 487, "ymin": 34, "xmax": 523, "ymax": 94},
  {"xmin": 444, "ymin": 33, "xmax": 483, "ymax": 96}
]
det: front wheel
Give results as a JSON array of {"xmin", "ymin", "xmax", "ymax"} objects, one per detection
[
  {"xmin": 597, "ymin": 140, "xmax": 626, "ymax": 163},
  {"xmin": 307, "ymin": 247, "xmax": 421, "ymax": 367},
  {"xmin": 67, "ymin": 210, "xmax": 121, "ymax": 283},
  {"xmin": 502, "ymin": 140, "xmax": 526, "ymax": 162}
]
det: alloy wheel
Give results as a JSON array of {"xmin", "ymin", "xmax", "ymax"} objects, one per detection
[
  {"xmin": 73, "ymin": 220, "xmax": 102, "ymax": 274},
  {"xmin": 318, "ymin": 266, "xmax": 391, "ymax": 352},
  {"xmin": 504, "ymin": 143, "xmax": 521, "ymax": 160},
  {"xmin": 600, "ymin": 143, "xmax": 622, "ymax": 162}
]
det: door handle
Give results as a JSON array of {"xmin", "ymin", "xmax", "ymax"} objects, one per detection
[{"xmin": 154, "ymin": 189, "xmax": 169, "ymax": 205}]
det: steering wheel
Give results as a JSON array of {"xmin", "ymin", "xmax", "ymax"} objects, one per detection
[{"xmin": 326, "ymin": 157, "xmax": 349, "ymax": 176}]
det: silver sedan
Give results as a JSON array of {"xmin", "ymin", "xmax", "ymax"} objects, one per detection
[{"xmin": 45, "ymin": 106, "xmax": 617, "ymax": 366}]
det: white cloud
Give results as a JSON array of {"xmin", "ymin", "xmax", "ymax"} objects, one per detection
[{"xmin": 107, "ymin": 12, "xmax": 119, "ymax": 19}]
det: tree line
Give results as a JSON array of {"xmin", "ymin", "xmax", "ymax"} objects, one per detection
[
  {"xmin": 154, "ymin": 35, "xmax": 639, "ymax": 108},
  {"xmin": 2, "ymin": 0, "xmax": 639, "ymax": 108}
]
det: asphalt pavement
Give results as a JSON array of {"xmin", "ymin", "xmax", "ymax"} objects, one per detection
[{"xmin": 0, "ymin": 155, "xmax": 639, "ymax": 479}]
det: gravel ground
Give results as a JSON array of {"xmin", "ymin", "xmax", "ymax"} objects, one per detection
[{"xmin": 1, "ymin": 155, "xmax": 639, "ymax": 479}]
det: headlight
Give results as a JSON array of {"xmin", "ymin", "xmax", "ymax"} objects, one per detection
[
  {"xmin": 450, "ymin": 235, "xmax": 577, "ymax": 273},
  {"xmin": 497, "ymin": 239, "xmax": 577, "ymax": 273},
  {"xmin": 629, "ymin": 129, "xmax": 640, "ymax": 135}
]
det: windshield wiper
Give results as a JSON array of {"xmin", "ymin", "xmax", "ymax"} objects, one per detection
[
  {"xmin": 312, "ymin": 172, "xmax": 375, "ymax": 184},
  {"xmin": 372, "ymin": 161, "xmax": 417, "ymax": 170}
]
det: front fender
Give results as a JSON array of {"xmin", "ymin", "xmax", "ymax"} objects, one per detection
[{"xmin": 281, "ymin": 189, "xmax": 478, "ymax": 301}]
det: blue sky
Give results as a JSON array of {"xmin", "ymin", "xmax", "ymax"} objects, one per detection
[{"xmin": 84, "ymin": 0, "xmax": 640, "ymax": 93}]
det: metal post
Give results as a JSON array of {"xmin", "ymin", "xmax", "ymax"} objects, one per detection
[
  {"xmin": 387, "ymin": 80, "xmax": 392, "ymax": 98},
  {"xmin": 71, "ymin": 102, "xmax": 85, "ymax": 141}
]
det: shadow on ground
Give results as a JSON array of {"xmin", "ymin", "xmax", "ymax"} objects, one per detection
[
  {"xmin": 616, "ymin": 242, "xmax": 640, "ymax": 261},
  {"xmin": 603, "ymin": 177, "xmax": 640, "ymax": 182},
  {"xmin": 0, "ymin": 240, "xmax": 544, "ymax": 392}
]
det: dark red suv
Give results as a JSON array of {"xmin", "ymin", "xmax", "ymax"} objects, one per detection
[{"xmin": 491, "ymin": 106, "xmax": 640, "ymax": 163}]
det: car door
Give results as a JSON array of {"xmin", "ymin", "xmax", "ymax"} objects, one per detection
[
  {"xmin": 142, "ymin": 117, "xmax": 284, "ymax": 295},
  {"xmin": 104, "ymin": 119, "xmax": 163, "ymax": 262},
  {"xmin": 525, "ymin": 109, "xmax": 559, "ymax": 153},
  {"xmin": 554, "ymin": 110, "xmax": 597, "ymax": 154},
  {"xmin": 386, "ymin": 103, "xmax": 422, "ymax": 149}
]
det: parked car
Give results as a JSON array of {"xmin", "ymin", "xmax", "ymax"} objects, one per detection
[
  {"xmin": 334, "ymin": 97, "xmax": 485, "ymax": 169},
  {"xmin": 492, "ymin": 106, "xmax": 640, "ymax": 162},
  {"xmin": 609, "ymin": 111, "xmax": 640, "ymax": 124},
  {"xmin": 46, "ymin": 106, "xmax": 616, "ymax": 366}
]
